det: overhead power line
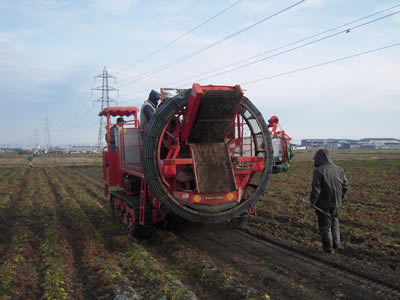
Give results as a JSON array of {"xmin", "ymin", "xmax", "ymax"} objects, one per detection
[
  {"xmin": 52, "ymin": 76, "xmax": 102, "ymax": 133},
  {"xmin": 116, "ymin": 0, "xmax": 243, "ymax": 77},
  {"xmin": 242, "ymin": 42, "xmax": 400, "ymax": 85},
  {"xmin": 53, "ymin": 106, "xmax": 98, "ymax": 137},
  {"xmin": 62, "ymin": 106, "xmax": 98, "ymax": 131},
  {"xmin": 119, "ymin": 4, "xmax": 400, "ymax": 97},
  {"xmin": 53, "ymin": 90, "xmax": 106, "ymax": 134},
  {"xmin": 52, "ymin": 94, "xmax": 93, "ymax": 132},
  {"xmin": 174, "ymin": 10, "xmax": 400, "ymax": 86},
  {"xmin": 62, "ymin": 100, "xmax": 98, "ymax": 128},
  {"xmin": 117, "ymin": 0, "xmax": 305, "ymax": 88},
  {"xmin": 55, "ymin": 120, "xmax": 99, "ymax": 140},
  {"xmin": 164, "ymin": 3, "xmax": 400, "ymax": 87}
]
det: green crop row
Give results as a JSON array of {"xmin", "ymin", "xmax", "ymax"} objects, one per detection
[
  {"xmin": 0, "ymin": 170, "xmax": 36, "ymax": 297},
  {"xmin": 54, "ymin": 168, "xmax": 198, "ymax": 299},
  {"xmin": 66, "ymin": 167, "xmax": 105, "ymax": 196},
  {"xmin": 36, "ymin": 170, "xmax": 71, "ymax": 300},
  {"xmin": 0, "ymin": 168, "xmax": 26, "ymax": 194},
  {"xmin": 60, "ymin": 165, "xmax": 272, "ymax": 298},
  {"xmin": 46, "ymin": 168, "xmax": 140, "ymax": 297},
  {"xmin": 0, "ymin": 168, "xmax": 12, "ymax": 186}
]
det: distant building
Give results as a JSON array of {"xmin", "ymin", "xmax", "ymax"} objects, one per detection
[
  {"xmin": 301, "ymin": 139, "xmax": 327, "ymax": 149},
  {"xmin": 360, "ymin": 138, "xmax": 399, "ymax": 143},
  {"xmin": 291, "ymin": 145, "xmax": 306, "ymax": 150},
  {"xmin": 349, "ymin": 143, "xmax": 361, "ymax": 150},
  {"xmin": 301, "ymin": 138, "xmax": 399, "ymax": 150},
  {"xmin": 360, "ymin": 138, "xmax": 400, "ymax": 149},
  {"xmin": 360, "ymin": 143, "xmax": 376, "ymax": 149},
  {"xmin": 0, "ymin": 148, "xmax": 30, "ymax": 154},
  {"xmin": 69, "ymin": 145, "xmax": 98, "ymax": 153},
  {"xmin": 386, "ymin": 143, "xmax": 400, "ymax": 150}
]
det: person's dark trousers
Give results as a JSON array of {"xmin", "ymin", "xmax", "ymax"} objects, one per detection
[{"xmin": 317, "ymin": 207, "xmax": 340, "ymax": 252}]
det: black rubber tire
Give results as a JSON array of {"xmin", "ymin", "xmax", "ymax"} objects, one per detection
[{"xmin": 142, "ymin": 91, "xmax": 273, "ymax": 223}]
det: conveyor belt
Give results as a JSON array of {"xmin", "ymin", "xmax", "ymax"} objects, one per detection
[
  {"xmin": 188, "ymin": 88, "xmax": 242, "ymax": 143},
  {"xmin": 190, "ymin": 143, "xmax": 236, "ymax": 193}
]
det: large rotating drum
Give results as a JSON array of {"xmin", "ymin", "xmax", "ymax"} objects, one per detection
[{"xmin": 141, "ymin": 84, "xmax": 273, "ymax": 223}]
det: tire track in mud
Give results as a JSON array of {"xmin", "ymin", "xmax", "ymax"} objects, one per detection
[
  {"xmin": 238, "ymin": 226, "xmax": 400, "ymax": 300},
  {"xmin": 175, "ymin": 224, "xmax": 323, "ymax": 300},
  {"xmin": 146, "ymin": 228, "xmax": 267, "ymax": 299},
  {"xmin": 174, "ymin": 223, "xmax": 399, "ymax": 300}
]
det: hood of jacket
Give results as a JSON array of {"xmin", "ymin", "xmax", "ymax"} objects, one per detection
[
  {"xmin": 314, "ymin": 149, "xmax": 333, "ymax": 167},
  {"xmin": 148, "ymin": 90, "xmax": 160, "ymax": 106}
]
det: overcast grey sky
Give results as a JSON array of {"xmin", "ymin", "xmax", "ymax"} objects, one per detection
[{"xmin": 1, "ymin": 0, "xmax": 399, "ymax": 147}]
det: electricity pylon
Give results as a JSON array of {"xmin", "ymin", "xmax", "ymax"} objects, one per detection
[{"xmin": 92, "ymin": 66, "xmax": 119, "ymax": 151}]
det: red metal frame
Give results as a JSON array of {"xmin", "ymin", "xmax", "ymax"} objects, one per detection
[
  {"xmin": 101, "ymin": 84, "xmax": 289, "ymax": 228},
  {"xmin": 139, "ymin": 179, "xmax": 146, "ymax": 225},
  {"xmin": 100, "ymin": 107, "xmax": 141, "ymax": 190},
  {"xmin": 268, "ymin": 115, "xmax": 292, "ymax": 164},
  {"xmin": 268, "ymin": 115, "xmax": 291, "ymax": 141},
  {"xmin": 181, "ymin": 83, "xmax": 203, "ymax": 142},
  {"xmin": 99, "ymin": 106, "xmax": 139, "ymax": 117},
  {"xmin": 156, "ymin": 84, "xmax": 262, "ymax": 207}
]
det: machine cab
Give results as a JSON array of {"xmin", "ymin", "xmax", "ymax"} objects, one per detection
[{"xmin": 99, "ymin": 106, "xmax": 141, "ymax": 196}]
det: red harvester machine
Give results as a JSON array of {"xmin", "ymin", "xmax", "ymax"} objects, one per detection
[{"xmin": 100, "ymin": 84, "xmax": 291, "ymax": 236}]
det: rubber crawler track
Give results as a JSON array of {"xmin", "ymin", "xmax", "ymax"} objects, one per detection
[
  {"xmin": 110, "ymin": 191, "xmax": 153, "ymax": 237},
  {"xmin": 142, "ymin": 90, "xmax": 274, "ymax": 223},
  {"xmin": 236, "ymin": 228, "xmax": 400, "ymax": 300}
]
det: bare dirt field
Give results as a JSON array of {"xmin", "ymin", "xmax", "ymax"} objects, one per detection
[
  {"xmin": 256, "ymin": 149, "xmax": 400, "ymax": 271},
  {"xmin": 0, "ymin": 153, "xmax": 102, "ymax": 168},
  {"xmin": 0, "ymin": 150, "xmax": 399, "ymax": 299}
]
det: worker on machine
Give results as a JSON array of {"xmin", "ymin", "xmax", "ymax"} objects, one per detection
[
  {"xmin": 106, "ymin": 117, "xmax": 124, "ymax": 152},
  {"xmin": 140, "ymin": 90, "xmax": 160, "ymax": 137},
  {"xmin": 310, "ymin": 149, "xmax": 349, "ymax": 254}
]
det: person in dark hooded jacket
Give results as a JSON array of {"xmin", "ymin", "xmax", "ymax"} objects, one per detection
[
  {"xmin": 140, "ymin": 90, "xmax": 160, "ymax": 134},
  {"xmin": 310, "ymin": 149, "xmax": 349, "ymax": 253}
]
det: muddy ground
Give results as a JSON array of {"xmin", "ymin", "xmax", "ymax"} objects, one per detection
[{"xmin": 0, "ymin": 150, "xmax": 399, "ymax": 299}]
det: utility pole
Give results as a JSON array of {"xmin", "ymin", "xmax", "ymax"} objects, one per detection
[
  {"xmin": 92, "ymin": 66, "xmax": 119, "ymax": 151},
  {"xmin": 34, "ymin": 129, "xmax": 38, "ymax": 146},
  {"xmin": 45, "ymin": 118, "xmax": 52, "ymax": 152},
  {"xmin": 34, "ymin": 128, "xmax": 39, "ymax": 152}
]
